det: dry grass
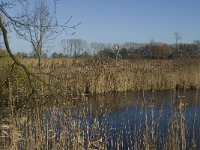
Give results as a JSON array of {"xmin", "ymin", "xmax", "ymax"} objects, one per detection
[
  {"xmin": 1, "ymin": 57, "xmax": 200, "ymax": 105},
  {"xmin": 20, "ymin": 58, "xmax": 200, "ymax": 94},
  {"xmin": 1, "ymin": 58, "xmax": 200, "ymax": 149}
]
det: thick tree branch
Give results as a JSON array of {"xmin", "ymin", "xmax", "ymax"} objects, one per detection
[{"xmin": 0, "ymin": 16, "xmax": 35, "ymax": 92}]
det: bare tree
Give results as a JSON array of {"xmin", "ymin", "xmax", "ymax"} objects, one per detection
[
  {"xmin": 194, "ymin": 40, "xmax": 200, "ymax": 48},
  {"xmin": 13, "ymin": 0, "xmax": 80, "ymax": 70},
  {"xmin": 174, "ymin": 32, "xmax": 182, "ymax": 54},
  {"xmin": 62, "ymin": 39, "xmax": 88, "ymax": 57},
  {"xmin": 193, "ymin": 40, "xmax": 200, "ymax": 56},
  {"xmin": 122, "ymin": 42, "xmax": 146, "ymax": 49},
  {"xmin": 113, "ymin": 43, "xmax": 120, "ymax": 61},
  {"xmin": 90, "ymin": 42, "xmax": 112, "ymax": 55},
  {"xmin": 61, "ymin": 39, "xmax": 76, "ymax": 56},
  {"xmin": 18, "ymin": 0, "xmax": 52, "ymax": 55},
  {"xmin": 0, "ymin": 0, "xmax": 80, "ymax": 92}
]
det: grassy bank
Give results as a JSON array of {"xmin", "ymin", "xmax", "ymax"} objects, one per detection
[{"xmin": 1, "ymin": 58, "xmax": 200, "ymax": 97}]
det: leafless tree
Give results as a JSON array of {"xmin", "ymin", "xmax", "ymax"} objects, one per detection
[
  {"xmin": 193, "ymin": 40, "xmax": 200, "ymax": 56},
  {"xmin": 0, "ymin": 0, "xmax": 80, "ymax": 92},
  {"xmin": 174, "ymin": 32, "xmax": 182, "ymax": 54},
  {"xmin": 194, "ymin": 40, "xmax": 200, "ymax": 48},
  {"xmin": 18, "ymin": 0, "xmax": 53, "ymax": 55},
  {"xmin": 113, "ymin": 43, "xmax": 120, "ymax": 61},
  {"xmin": 90, "ymin": 42, "xmax": 112, "ymax": 55},
  {"xmin": 15, "ymin": 0, "xmax": 80, "ymax": 70},
  {"xmin": 61, "ymin": 38, "xmax": 87, "ymax": 57},
  {"xmin": 122, "ymin": 42, "xmax": 146, "ymax": 49}
]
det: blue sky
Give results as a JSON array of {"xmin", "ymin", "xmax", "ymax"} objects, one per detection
[{"xmin": 9, "ymin": 0, "xmax": 200, "ymax": 53}]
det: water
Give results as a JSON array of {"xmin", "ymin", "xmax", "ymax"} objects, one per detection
[{"xmin": 0, "ymin": 90, "xmax": 200, "ymax": 149}]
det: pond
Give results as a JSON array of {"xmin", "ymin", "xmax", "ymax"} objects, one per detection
[{"xmin": 0, "ymin": 90, "xmax": 200, "ymax": 149}]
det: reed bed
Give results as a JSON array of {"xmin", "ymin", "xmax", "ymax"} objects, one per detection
[
  {"xmin": 20, "ymin": 58, "xmax": 200, "ymax": 94},
  {"xmin": 1, "ymin": 58, "xmax": 200, "ymax": 149},
  {"xmin": 1, "ymin": 57, "xmax": 200, "ymax": 105}
]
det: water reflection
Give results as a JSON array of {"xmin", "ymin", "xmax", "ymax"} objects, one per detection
[{"xmin": 0, "ymin": 90, "xmax": 200, "ymax": 149}]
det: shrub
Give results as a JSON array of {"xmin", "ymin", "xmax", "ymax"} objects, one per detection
[
  {"xmin": 0, "ymin": 49, "xmax": 8, "ymax": 58},
  {"xmin": 96, "ymin": 48, "xmax": 115, "ymax": 59}
]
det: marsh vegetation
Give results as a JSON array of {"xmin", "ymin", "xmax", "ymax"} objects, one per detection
[
  {"xmin": 0, "ymin": 58, "xmax": 200, "ymax": 149},
  {"xmin": 21, "ymin": 58, "xmax": 200, "ymax": 93}
]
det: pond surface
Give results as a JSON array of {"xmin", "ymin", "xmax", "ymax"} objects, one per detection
[{"xmin": 1, "ymin": 90, "xmax": 200, "ymax": 149}]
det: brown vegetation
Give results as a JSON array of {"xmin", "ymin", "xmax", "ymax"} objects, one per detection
[
  {"xmin": 27, "ymin": 58, "xmax": 200, "ymax": 93},
  {"xmin": 1, "ymin": 58, "xmax": 200, "ymax": 99}
]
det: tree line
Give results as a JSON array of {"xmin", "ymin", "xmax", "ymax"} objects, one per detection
[{"xmin": 13, "ymin": 39, "xmax": 200, "ymax": 59}]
